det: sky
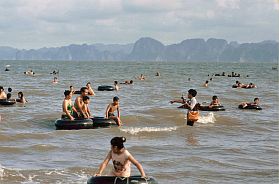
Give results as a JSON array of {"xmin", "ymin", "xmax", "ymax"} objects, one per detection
[{"xmin": 0, "ymin": 0, "xmax": 278, "ymax": 49}]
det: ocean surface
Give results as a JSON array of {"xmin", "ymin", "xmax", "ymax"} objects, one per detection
[{"xmin": 0, "ymin": 60, "xmax": 278, "ymax": 184}]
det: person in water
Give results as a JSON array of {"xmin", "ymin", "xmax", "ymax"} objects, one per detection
[
  {"xmin": 203, "ymin": 80, "xmax": 209, "ymax": 87},
  {"xmin": 81, "ymin": 96, "xmax": 91, "ymax": 118},
  {"xmin": 69, "ymin": 85, "xmax": 76, "ymax": 95},
  {"xmin": 17, "ymin": 92, "xmax": 27, "ymax": 103},
  {"xmin": 170, "ymin": 89, "xmax": 198, "ymax": 126},
  {"xmin": 105, "ymin": 96, "xmax": 121, "ymax": 126},
  {"xmin": 53, "ymin": 77, "xmax": 58, "ymax": 83},
  {"xmin": 240, "ymin": 98, "xmax": 260, "ymax": 108},
  {"xmin": 74, "ymin": 87, "xmax": 89, "ymax": 119},
  {"xmin": 95, "ymin": 137, "xmax": 146, "ymax": 178},
  {"xmin": 0, "ymin": 86, "xmax": 7, "ymax": 100},
  {"xmin": 155, "ymin": 72, "xmax": 160, "ymax": 76},
  {"xmin": 86, "ymin": 82, "xmax": 95, "ymax": 96},
  {"xmin": 121, "ymin": 80, "xmax": 133, "ymax": 85},
  {"xmin": 114, "ymin": 81, "xmax": 119, "ymax": 91},
  {"xmin": 62, "ymin": 90, "xmax": 78, "ymax": 120},
  {"xmin": 138, "ymin": 74, "xmax": 145, "ymax": 80},
  {"xmin": 209, "ymin": 95, "xmax": 221, "ymax": 108}
]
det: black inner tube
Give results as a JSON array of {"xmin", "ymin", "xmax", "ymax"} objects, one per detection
[{"xmin": 87, "ymin": 176, "xmax": 158, "ymax": 184}]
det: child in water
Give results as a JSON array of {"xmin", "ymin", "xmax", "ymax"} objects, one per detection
[
  {"xmin": 105, "ymin": 96, "xmax": 121, "ymax": 126},
  {"xmin": 17, "ymin": 92, "xmax": 27, "ymax": 103},
  {"xmin": 209, "ymin": 95, "xmax": 221, "ymax": 108},
  {"xmin": 240, "ymin": 98, "xmax": 260, "ymax": 108},
  {"xmin": 95, "ymin": 137, "xmax": 146, "ymax": 178},
  {"xmin": 81, "ymin": 96, "xmax": 91, "ymax": 118}
]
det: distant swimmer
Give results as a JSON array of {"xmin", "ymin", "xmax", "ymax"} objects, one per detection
[
  {"xmin": 240, "ymin": 97, "xmax": 260, "ymax": 108},
  {"xmin": 86, "ymin": 82, "xmax": 95, "ymax": 96},
  {"xmin": 155, "ymin": 72, "xmax": 160, "ymax": 76},
  {"xmin": 17, "ymin": 91, "xmax": 27, "ymax": 103},
  {"xmin": 138, "ymin": 74, "xmax": 145, "ymax": 80},
  {"xmin": 120, "ymin": 80, "xmax": 133, "ymax": 85},
  {"xmin": 105, "ymin": 96, "xmax": 121, "ymax": 126},
  {"xmin": 24, "ymin": 70, "xmax": 35, "ymax": 76},
  {"xmin": 0, "ymin": 86, "xmax": 7, "ymax": 100},
  {"xmin": 114, "ymin": 81, "xmax": 120, "ymax": 91},
  {"xmin": 69, "ymin": 85, "xmax": 76, "ymax": 94},
  {"xmin": 52, "ymin": 77, "xmax": 58, "ymax": 84},
  {"xmin": 203, "ymin": 80, "xmax": 209, "ymax": 87},
  {"xmin": 94, "ymin": 137, "xmax": 146, "ymax": 178}
]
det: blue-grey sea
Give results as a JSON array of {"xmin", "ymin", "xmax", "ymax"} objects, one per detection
[{"xmin": 0, "ymin": 60, "xmax": 278, "ymax": 184}]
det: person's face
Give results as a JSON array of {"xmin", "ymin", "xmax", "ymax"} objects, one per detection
[
  {"xmin": 188, "ymin": 93, "xmax": 192, "ymax": 98},
  {"xmin": 255, "ymin": 99, "xmax": 259, "ymax": 104},
  {"xmin": 84, "ymin": 99, "xmax": 90, "ymax": 104},
  {"xmin": 82, "ymin": 90, "xmax": 88, "ymax": 96},
  {"xmin": 113, "ymin": 100, "xmax": 119, "ymax": 105},
  {"xmin": 66, "ymin": 94, "xmax": 72, "ymax": 99}
]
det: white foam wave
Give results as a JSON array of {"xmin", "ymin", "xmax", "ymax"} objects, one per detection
[
  {"xmin": 197, "ymin": 112, "xmax": 216, "ymax": 124},
  {"xmin": 121, "ymin": 126, "xmax": 178, "ymax": 135}
]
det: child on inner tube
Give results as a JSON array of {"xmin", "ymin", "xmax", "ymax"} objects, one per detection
[
  {"xmin": 240, "ymin": 98, "xmax": 260, "ymax": 108},
  {"xmin": 105, "ymin": 96, "xmax": 121, "ymax": 126},
  {"xmin": 209, "ymin": 95, "xmax": 221, "ymax": 108},
  {"xmin": 94, "ymin": 137, "xmax": 146, "ymax": 178}
]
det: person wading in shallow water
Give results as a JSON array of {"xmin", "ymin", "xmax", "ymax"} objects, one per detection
[{"xmin": 94, "ymin": 137, "xmax": 146, "ymax": 178}]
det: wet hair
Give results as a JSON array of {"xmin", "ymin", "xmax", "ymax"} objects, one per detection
[
  {"xmin": 0, "ymin": 86, "xmax": 4, "ymax": 91},
  {"xmin": 236, "ymin": 81, "xmax": 239, "ymax": 84},
  {"xmin": 86, "ymin": 82, "xmax": 91, "ymax": 85},
  {"xmin": 212, "ymin": 95, "xmax": 218, "ymax": 100},
  {"xmin": 130, "ymin": 80, "xmax": 133, "ymax": 84},
  {"xmin": 64, "ymin": 90, "xmax": 71, "ymax": 96},
  {"xmin": 254, "ymin": 98, "xmax": 259, "ymax": 102},
  {"xmin": 188, "ymin": 89, "xmax": 197, "ymax": 97},
  {"xmin": 80, "ymin": 87, "xmax": 88, "ymax": 93},
  {"xmin": 114, "ymin": 81, "xmax": 118, "ymax": 85},
  {"xmin": 7, "ymin": 93, "xmax": 11, "ymax": 99},
  {"xmin": 8, "ymin": 88, "xmax": 12, "ymax": 92},
  {"xmin": 111, "ymin": 137, "xmax": 126, "ymax": 149},
  {"xmin": 83, "ymin": 96, "xmax": 90, "ymax": 102},
  {"xmin": 113, "ymin": 96, "xmax": 119, "ymax": 102},
  {"xmin": 205, "ymin": 80, "xmax": 209, "ymax": 84},
  {"xmin": 70, "ymin": 86, "xmax": 73, "ymax": 88}
]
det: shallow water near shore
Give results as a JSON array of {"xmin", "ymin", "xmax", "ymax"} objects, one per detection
[{"xmin": 0, "ymin": 60, "xmax": 278, "ymax": 184}]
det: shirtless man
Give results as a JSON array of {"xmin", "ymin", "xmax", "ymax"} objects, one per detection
[{"xmin": 74, "ymin": 87, "xmax": 89, "ymax": 119}]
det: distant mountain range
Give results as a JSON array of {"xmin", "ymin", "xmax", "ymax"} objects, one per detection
[{"xmin": 0, "ymin": 37, "xmax": 278, "ymax": 62}]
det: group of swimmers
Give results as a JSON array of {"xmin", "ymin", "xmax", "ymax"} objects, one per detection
[
  {"xmin": 62, "ymin": 84, "xmax": 122, "ymax": 126},
  {"xmin": 170, "ymin": 88, "xmax": 260, "ymax": 126},
  {"xmin": 233, "ymin": 81, "xmax": 257, "ymax": 88},
  {"xmin": 0, "ymin": 86, "xmax": 27, "ymax": 103}
]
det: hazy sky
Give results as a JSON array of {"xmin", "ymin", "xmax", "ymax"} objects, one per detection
[{"xmin": 0, "ymin": 0, "xmax": 278, "ymax": 49}]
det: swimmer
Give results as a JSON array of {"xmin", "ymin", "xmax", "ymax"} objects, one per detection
[{"xmin": 105, "ymin": 96, "xmax": 121, "ymax": 126}]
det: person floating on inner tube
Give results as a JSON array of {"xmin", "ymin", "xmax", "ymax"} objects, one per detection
[
  {"xmin": 105, "ymin": 96, "xmax": 122, "ymax": 126},
  {"xmin": 240, "ymin": 98, "xmax": 260, "ymax": 108},
  {"xmin": 209, "ymin": 95, "xmax": 221, "ymax": 108},
  {"xmin": 94, "ymin": 137, "xmax": 146, "ymax": 178},
  {"xmin": 170, "ymin": 89, "xmax": 199, "ymax": 126},
  {"xmin": 62, "ymin": 90, "xmax": 78, "ymax": 121},
  {"xmin": 52, "ymin": 77, "xmax": 58, "ymax": 84},
  {"xmin": 0, "ymin": 86, "xmax": 7, "ymax": 100},
  {"xmin": 73, "ymin": 87, "xmax": 89, "ymax": 119},
  {"xmin": 81, "ymin": 96, "xmax": 91, "ymax": 119}
]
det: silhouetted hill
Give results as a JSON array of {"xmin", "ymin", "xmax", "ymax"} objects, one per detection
[{"xmin": 0, "ymin": 38, "xmax": 278, "ymax": 62}]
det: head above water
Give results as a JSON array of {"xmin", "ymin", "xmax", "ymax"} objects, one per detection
[
  {"xmin": 212, "ymin": 95, "xmax": 218, "ymax": 100},
  {"xmin": 113, "ymin": 96, "xmax": 119, "ymax": 102},
  {"xmin": 64, "ymin": 90, "xmax": 71, "ymax": 97},
  {"xmin": 111, "ymin": 137, "xmax": 126, "ymax": 150},
  {"xmin": 18, "ymin": 91, "xmax": 24, "ymax": 98},
  {"xmin": 188, "ymin": 89, "xmax": 197, "ymax": 97},
  {"xmin": 0, "ymin": 86, "xmax": 4, "ymax": 92},
  {"xmin": 254, "ymin": 98, "xmax": 259, "ymax": 102},
  {"xmin": 83, "ymin": 95, "xmax": 90, "ymax": 103},
  {"xmin": 80, "ymin": 87, "xmax": 88, "ymax": 94}
]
